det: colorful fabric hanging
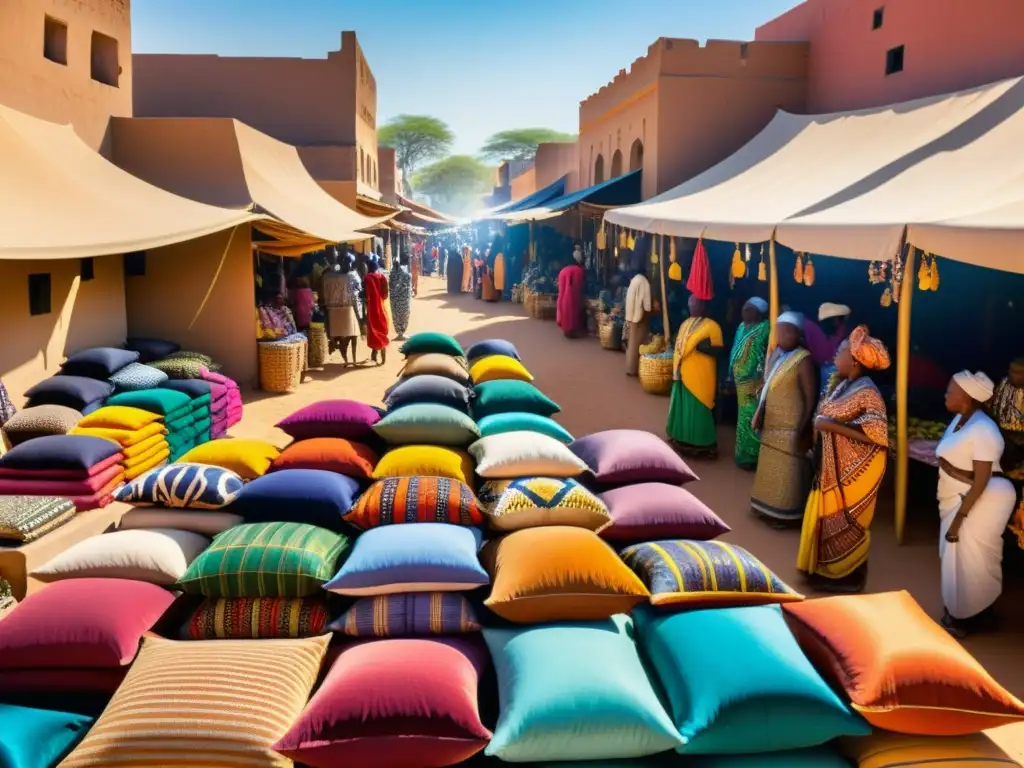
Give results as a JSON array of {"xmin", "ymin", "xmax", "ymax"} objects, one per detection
[
  {"xmin": 668, "ymin": 237, "xmax": 682, "ymax": 281},
  {"xmin": 596, "ymin": 224, "xmax": 607, "ymax": 251},
  {"xmin": 687, "ymin": 239, "xmax": 714, "ymax": 300},
  {"xmin": 731, "ymin": 243, "xmax": 746, "ymax": 279},
  {"xmin": 803, "ymin": 255, "xmax": 815, "ymax": 286},
  {"xmin": 793, "ymin": 253, "xmax": 804, "ymax": 284},
  {"xmin": 929, "ymin": 255, "xmax": 940, "ymax": 291}
]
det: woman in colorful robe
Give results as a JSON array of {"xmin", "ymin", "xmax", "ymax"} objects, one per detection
[
  {"xmin": 798, "ymin": 326, "xmax": 890, "ymax": 593},
  {"xmin": 389, "ymin": 254, "xmax": 413, "ymax": 340},
  {"xmin": 363, "ymin": 257, "xmax": 390, "ymax": 365},
  {"xmin": 751, "ymin": 311, "xmax": 817, "ymax": 525},
  {"xmin": 556, "ymin": 246, "xmax": 586, "ymax": 338},
  {"xmin": 461, "ymin": 246, "xmax": 473, "ymax": 293},
  {"xmin": 666, "ymin": 296, "xmax": 724, "ymax": 458},
  {"xmin": 728, "ymin": 297, "xmax": 770, "ymax": 469}
]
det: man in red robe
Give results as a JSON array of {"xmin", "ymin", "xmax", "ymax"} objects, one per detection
[
  {"xmin": 556, "ymin": 245, "xmax": 586, "ymax": 338},
  {"xmin": 363, "ymin": 256, "xmax": 390, "ymax": 365}
]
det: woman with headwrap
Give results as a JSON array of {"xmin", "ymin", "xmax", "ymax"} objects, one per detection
[
  {"xmin": 797, "ymin": 326, "xmax": 890, "ymax": 593},
  {"xmin": 728, "ymin": 297, "xmax": 770, "ymax": 469},
  {"xmin": 666, "ymin": 295, "xmax": 724, "ymax": 459},
  {"xmin": 556, "ymin": 244, "xmax": 587, "ymax": 338},
  {"xmin": 751, "ymin": 311, "xmax": 817, "ymax": 524},
  {"xmin": 446, "ymin": 246, "xmax": 464, "ymax": 295},
  {"xmin": 934, "ymin": 370, "xmax": 1016, "ymax": 637},
  {"xmin": 320, "ymin": 254, "xmax": 362, "ymax": 365},
  {"xmin": 363, "ymin": 256, "xmax": 390, "ymax": 365},
  {"xmin": 389, "ymin": 253, "xmax": 413, "ymax": 340}
]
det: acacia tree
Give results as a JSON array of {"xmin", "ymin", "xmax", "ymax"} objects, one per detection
[
  {"xmin": 480, "ymin": 128, "xmax": 577, "ymax": 163},
  {"xmin": 378, "ymin": 115, "xmax": 454, "ymax": 194},
  {"xmin": 412, "ymin": 155, "xmax": 493, "ymax": 216}
]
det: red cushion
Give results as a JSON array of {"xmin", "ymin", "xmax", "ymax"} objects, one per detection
[
  {"xmin": 0, "ymin": 579, "xmax": 175, "ymax": 669},
  {"xmin": 0, "ymin": 666, "xmax": 128, "ymax": 695},
  {"xmin": 270, "ymin": 438, "xmax": 378, "ymax": 480},
  {"xmin": 273, "ymin": 637, "xmax": 492, "ymax": 768}
]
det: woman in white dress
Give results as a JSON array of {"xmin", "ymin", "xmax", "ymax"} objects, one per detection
[{"xmin": 935, "ymin": 370, "xmax": 1017, "ymax": 637}]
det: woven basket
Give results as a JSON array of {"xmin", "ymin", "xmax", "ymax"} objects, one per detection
[
  {"xmin": 639, "ymin": 355, "xmax": 674, "ymax": 395},
  {"xmin": 307, "ymin": 324, "xmax": 328, "ymax": 368},
  {"xmin": 535, "ymin": 295, "xmax": 556, "ymax": 321},
  {"xmin": 599, "ymin": 321, "xmax": 622, "ymax": 351},
  {"xmin": 524, "ymin": 291, "xmax": 537, "ymax": 317},
  {"xmin": 259, "ymin": 341, "xmax": 301, "ymax": 393}
]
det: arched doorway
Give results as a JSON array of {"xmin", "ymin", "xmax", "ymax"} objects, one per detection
[
  {"xmin": 610, "ymin": 149, "xmax": 623, "ymax": 178},
  {"xmin": 629, "ymin": 139, "xmax": 644, "ymax": 172},
  {"xmin": 594, "ymin": 154, "xmax": 605, "ymax": 185}
]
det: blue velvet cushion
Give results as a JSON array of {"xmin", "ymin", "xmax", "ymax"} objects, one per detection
[
  {"xmin": 482, "ymin": 616, "xmax": 683, "ymax": 761},
  {"xmin": 160, "ymin": 379, "xmax": 214, "ymax": 399},
  {"xmin": 632, "ymin": 604, "xmax": 870, "ymax": 755},
  {"xmin": 372, "ymin": 403, "xmax": 481, "ymax": 447},
  {"xmin": 0, "ymin": 435, "xmax": 122, "ymax": 471},
  {"xmin": 466, "ymin": 339, "xmax": 521, "ymax": 362},
  {"xmin": 0, "ymin": 703, "xmax": 94, "ymax": 768},
  {"xmin": 60, "ymin": 347, "xmax": 140, "ymax": 379},
  {"xmin": 125, "ymin": 337, "xmax": 181, "ymax": 363},
  {"xmin": 226, "ymin": 469, "xmax": 360, "ymax": 531},
  {"xmin": 24, "ymin": 376, "xmax": 113, "ymax": 411},
  {"xmin": 688, "ymin": 748, "xmax": 853, "ymax": 767},
  {"xmin": 323, "ymin": 523, "xmax": 488, "ymax": 596},
  {"xmin": 114, "ymin": 463, "xmax": 244, "ymax": 509},
  {"xmin": 108, "ymin": 362, "xmax": 169, "ymax": 392},
  {"xmin": 383, "ymin": 375, "xmax": 473, "ymax": 414},
  {"xmin": 477, "ymin": 412, "xmax": 574, "ymax": 443}
]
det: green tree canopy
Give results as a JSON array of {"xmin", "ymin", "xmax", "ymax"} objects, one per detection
[
  {"xmin": 378, "ymin": 115, "xmax": 454, "ymax": 193},
  {"xmin": 480, "ymin": 128, "xmax": 577, "ymax": 162},
  {"xmin": 412, "ymin": 155, "xmax": 493, "ymax": 216}
]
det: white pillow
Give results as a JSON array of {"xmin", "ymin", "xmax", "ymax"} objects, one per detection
[
  {"xmin": 32, "ymin": 528, "xmax": 210, "ymax": 585},
  {"xmin": 469, "ymin": 431, "xmax": 589, "ymax": 479},
  {"xmin": 117, "ymin": 508, "xmax": 243, "ymax": 536}
]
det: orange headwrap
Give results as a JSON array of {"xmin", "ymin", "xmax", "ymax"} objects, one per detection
[{"xmin": 849, "ymin": 325, "xmax": 890, "ymax": 371}]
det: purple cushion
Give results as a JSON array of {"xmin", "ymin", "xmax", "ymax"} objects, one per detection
[
  {"xmin": 0, "ymin": 435, "xmax": 122, "ymax": 472},
  {"xmin": 599, "ymin": 483, "xmax": 730, "ymax": 543},
  {"xmin": 24, "ymin": 376, "xmax": 113, "ymax": 411},
  {"xmin": 383, "ymin": 375, "xmax": 473, "ymax": 415},
  {"xmin": 570, "ymin": 430, "xmax": 699, "ymax": 486},
  {"xmin": 276, "ymin": 400, "xmax": 381, "ymax": 441},
  {"xmin": 60, "ymin": 347, "xmax": 140, "ymax": 380}
]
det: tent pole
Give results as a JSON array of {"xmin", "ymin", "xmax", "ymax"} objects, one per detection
[
  {"xmin": 529, "ymin": 221, "xmax": 536, "ymax": 263},
  {"xmin": 895, "ymin": 243, "xmax": 916, "ymax": 545},
  {"xmin": 768, "ymin": 231, "xmax": 779, "ymax": 353},
  {"xmin": 658, "ymin": 234, "xmax": 670, "ymax": 339}
]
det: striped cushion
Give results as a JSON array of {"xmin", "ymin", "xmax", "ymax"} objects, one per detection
[
  {"xmin": 331, "ymin": 593, "xmax": 481, "ymax": 637},
  {"xmin": 343, "ymin": 476, "xmax": 483, "ymax": 529},
  {"xmin": 177, "ymin": 522, "xmax": 350, "ymax": 598},
  {"xmin": 478, "ymin": 477, "xmax": 611, "ymax": 532},
  {"xmin": 114, "ymin": 463, "xmax": 244, "ymax": 509},
  {"xmin": 620, "ymin": 540, "xmax": 803, "ymax": 607},
  {"xmin": 185, "ymin": 597, "xmax": 330, "ymax": 640},
  {"xmin": 58, "ymin": 634, "xmax": 329, "ymax": 768}
]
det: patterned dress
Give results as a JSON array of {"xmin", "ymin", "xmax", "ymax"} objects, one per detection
[
  {"xmin": 729, "ymin": 320, "xmax": 770, "ymax": 468},
  {"xmin": 388, "ymin": 266, "xmax": 412, "ymax": 337}
]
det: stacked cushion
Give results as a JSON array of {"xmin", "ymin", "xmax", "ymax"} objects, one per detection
[
  {"xmin": 276, "ymin": 399, "xmax": 380, "ymax": 442},
  {"xmin": 199, "ymin": 367, "xmax": 243, "ymax": 431},
  {"xmin": 478, "ymin": 477, "xmax": 611, "ymax": 532},
  {"xmin": 60, "ymin": 346, "xmax": 139, "ymax": 380},
  {"xmin": 227, "ymin": 469, "xmax": 360, "ymax": 531},
  {"xmin": 466, "ymin": 338, "xmax": 520, "ymax": 363},
  {"xmin": 399, "ymin": 352, "xmax": 471, "ymax": 384},
  {"xmin": 0, "ymin": 496, "xmax": 77, "ymax": 542},
  {"xmin": 125, "ymin": 336, "xmax": 180, "ymax": 363},
  {"xmin": 571, "ymin": 429, "xmax": 700, "ymax": 487},
  {"xmin": 71, "ymin": 406, "xmax": 170, "ymax": 481},
  {"xmin": 24, "ymin": 375, "xmax": 112, "ymax": 414},
  {"xmin": 600, "ymin": 482, "xmax": 730, "ymax": 543},
  {"xmin": 469, "ymin": 431, "xmax": 588, "ymax": 479},
  {"xmin": 373, "ymin": 403, "xmax": 480, "ymax": 447},
  {"xmin": 185, "ymin": 597, "xmax": 329, "ymax": 640},
  {"xmin": 332, "ymin": 592, "xmax": 481, "ymax": 637},
  {"xmin": 384, "ymin": 374, "xmax": 473, "ymax": 415},
  {"xmin": 177, "ymin": 439, "xmax": 280, "ymax": 480},
  {"xmin": 470, "ymin": 354, "xmax": 534, "ymax": 384},
  {"xmin": 162, "ymin": 380, "xmax": 215, "ymax": 446},
  {"xmin": 106, "ymin": 389, "xmax": 195, "ymax": 461},
  {"xmin": 0, "ymin": 703, "xmax": 94, "ymax": 768},
  {"xmin": 345, "ymin": 476, "xmax": 482, "ymax": 528},
  {"xmin": 839, "ymin": 732, "xmax": 1019, "ymax": 767},
  {"xmin": 114, "ymin": 463, "xmax": 244, "ymax": 509},
  {"xmin": 149, "ymin": 350, "xmax": 219, "ymax": 380},
  {"xmin": 477, "ymin": 411, "xmax": 573, "ymax": 443},
  {"xmin": 270, "ymin": 438, "xmax": 377, "ymax": 480},
  {"xmin": 374, "ymin": 445, "xmax": 475, "ymax": 485},
  {"xmin": 0, "ymin": 435, "xmax": 124, "ymax": 510},
  {"xmin": 107, "ymin": 362, "xmax": 169, "ymax": 393},
  {"xmin": 472, "ymin": 380, "xmax": 560, "ymax": 421},
  {"xmin": 2, "ymin": 405, "xmax": 83, "ymax": 447},
  {"xmin": 400, "ymin": 332, "xmax": 464, "ymax": 358}
]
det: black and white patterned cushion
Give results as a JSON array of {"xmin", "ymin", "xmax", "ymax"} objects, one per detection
[{"xmin": 109, "ymin": 362, "xmax": 169, "ymax": 392}]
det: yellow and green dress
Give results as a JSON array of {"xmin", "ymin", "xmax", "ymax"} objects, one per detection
[
  {"xmin": 729, "ymin": 319, "xmax": 770, "ymax": 469},
  {"xmin": 666, "ymin": 316, "xmax": 724, "ymax": 454}
]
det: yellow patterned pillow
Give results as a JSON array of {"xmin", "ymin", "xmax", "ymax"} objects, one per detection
[
  {"xmin": 58, "ymin": 634, "xmax": 330, "ymax": 768},
  {"xmin": 478, "ymin": 477, "xmax": 611, "ymax": 533}
]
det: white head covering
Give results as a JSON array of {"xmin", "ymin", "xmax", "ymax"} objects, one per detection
[
  {"xmin": 819, "ymin": 303, "xmax": 851, "ymax": 321},
  {"xmin": 953, "ymin": 370, "xmax": 995, "ymax": 403},
  {"xmin": 745, "ymin": 297, "xmax": 769, "ymax": 313},
  {"xmin": 777, "ymin": 311, "xmax": 805, "ymax": 330},
  {"xmin": 572, "ymin": 246, "xmax": 583, "ymax": 264}
]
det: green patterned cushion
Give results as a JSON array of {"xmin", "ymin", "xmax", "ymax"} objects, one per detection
[{"xmin": 176, "ymin": 522, "xmax": 350, "ymax": 598}]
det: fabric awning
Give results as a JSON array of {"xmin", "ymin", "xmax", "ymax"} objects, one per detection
[
  {"xmin": 485, "ymin": 176, "xmax": 568, "ymax": 219},
  {"xmin": 111, "ymin": 117, "xmax": 391, "ymax": 246},
  {"xmin": 0, "ymin": 105, "xmax": 261, "ymax": 260},
  {"xmin": 396, "ymin": 195, "xmax": 457, "ymax": 226},
  {"xmin": 502, "ymin": 169, "xmax": 642, "ymax": 223},
  {"xmin": 356, "ymin": 194, "xmax": 401, "ymax": 221}
]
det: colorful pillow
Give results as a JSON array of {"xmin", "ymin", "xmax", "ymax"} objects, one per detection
[
  {"xmin": 118, "ymin": 508, "xmax": 243, "ymax": 536},
  {"xmin": 373, "ymin": 403, "xmax": 481, "ymax": 446},
  {"xmin": 633, "ymin": 604, "xmax": 869, "ymax": 754},
  {"xmin": 839, "ymin": 732, "xmax": 1018, "ymax": 767},
  {"xmin": 57, "ymin": 635, "xmax": 330, "ymax": 768},
  {"xmin": 621, "ymin": 540, "xmax": 802, "ymax": 607},
  {"xmin": 689, "ymin": 748, "xmax": 854, "ymax": 766},
  {"xmin": 483, "ymin": 616, "xmax": 683, "ymax": 761},
  {"xmin": 77, "ymin": 405, "xmax": 163, "ymax": 431},
  {"xmin": 470, "ymin": 355, "xmax": 534, "ymax": 384},
  {"xmin": 472, "ymin": 380, "xmax": 560, "ymax": 420},
  {"xmin": 332, "ymin": 593, "xmax": 481, "ymax": 637},
  {"xmin": 269, "ymin": 437, "xmax": 377, "ymax": 479},
  {"xmin": 276, "ymin": 399, "xmax": 381, "ymax": 441},
  {"xmin": 108, "ymin": 362, "xmax": 169, "ymax": 392},
  {"xmin": 113, "ymin": 463, "xmax": 244, "ymax": 509},
  {"xmin": 400, "ymin": 331, "xmax": 464, "ymax": 357},
  {"xmin": 470, "ymin": 431, "xmax": 589, "ymax": 479},
  {"xmin": 570, "ymin": 429, "xmax": 700, "ymax": 485},
  {"xmin": 228, "ymin": 469, "xmax": 361, "ymax": 530},
  {"xmin": 177, "ymin": 522, "xmax": 350, "ymax": 598},
  {"xmin": 0, "ymin": 434, "xmax": 121, "ymax": 471},
  {"xmin": 184, "ymin": 597, "xmax": 330, "ymax": 640},
  {"xmin": 384, "ymin": 374, "xmax": 473, "ymax": 414},
  {"xmin": 323, "ymin": 523, "xmax": 488, "ymax": 596},
  {"xmin": 0, "ymin": 578, "xmax": 175, "ymax": 669},
  {"xmin": 177, "ymin": 439, "xmax": 280, "ymax": 480},
  {"xmin": 466, "ymin": 338, "xmax": 520, "ymax": 362},
  {"xmin": 60, "ymin": 347, "xmax": 140, "ymax": 379},
  {"xmin": 107, "ymin": 388, "xmax": 191, "ymax": 416},
  {"xmin": 125, "ymin": 337, "xmax": 181, "ymax": 363},
  {"xmin": 400, "ymin": 352, "xmax": 472, "ymax": 384},
  {"xmin": 483, "ymin": 526, "xmax": 649, "ymax": 623},
  {"xmin": 0, "ymin": 496, "xmax": 76, "ymax": 542},
  {"xmin": 2, "ymin": 405, "xmax": 83, "ymax": 446},
  {"xmin": 149, "ymin": 356, "xmax": 216, "ymax": 380},
  {"xmin": 600, "ymin": 483, "xmax": 730, "ymax": 542},
  {"xmin": 273, "ymin": 637, "xmax": 491, "ymax": 768},
  {"xmin": 344, "ymin": 476, "xmax": 483, "ymax": 528},
  {"xmin": 0, "ymin": 703, "xmax": 95, "ymax": 768},
  {"xmin": 782, "ymin": 590, "xmax": 1024, "ymax": 735},
  {"xmin": 31, "ymin": 528, "xmax": 210, "ymax": 585},
  {"xmin": 24, "ymin": 375, "xmax": 113, "ymax": 411},
  {"xmin": 161, "ymin": 379, "xmax": 214, "ymax": 398},
  {"xmin": 373, "ymin": 445, "xmax": 474, "ymax": 485},
  {"xmin": 479, "ymin": 477, "xmax": 611, "ymax": 532},
  {"xmin": 477, "ymin": 412, "xmax": 574, "ymax": 443}
]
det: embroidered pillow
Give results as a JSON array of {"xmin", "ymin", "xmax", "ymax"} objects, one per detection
[
  {"xmin": 344, "ymin": 476, "xmax": 483, "ymax": 529},
  {"xmin": 184, "ymin": 597, "xmax": 330, "ymax": 640},
  {"xmin": 114, "ymin": 463, "xmax": 244, "ymax": 509},
  {"xmin": 1, "ymin": 405, "xmax": 83, "ymax": 447},
  {"xmin": 0, "ymin": 496, "xmax": 76, "ymax": 542},
  {"xmin": 108, "ymin": 362, "xmax": 169, "ymax": 392},
  {"xmin": 60, "ymin": 347, "xmax": 140, "ymax": 379},
  {"xmin": 331, "ymin": 593, "xmax": 481, "ymax": 637},
  {"xmin": 479, "ymin": 477, "xmax": 611, "ymax": 532}
]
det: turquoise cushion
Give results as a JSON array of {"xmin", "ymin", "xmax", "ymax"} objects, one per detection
[
  {"xmin": 472, "ymin": 380, "xmax": 560, "ymax": 421},
  {"xmin": 107, "ymin": 388, "xmax": 191, "ymax": 416},
  {"xmin": 633, "ymin": 604, "xmax": 869, "ymax": 755},
  {"xmin": 0, "ymin": 703, "xmax": 94, "ymax": 768},
  {"xmin": 477, "ymin": 412, "xmax": 574, "ymax": 443},
  {"xmin": 399, "ymin": 332, "xmax": 464, "ymax": 357},
  {"xmin": 373, "ymin": 403, "xmax": 481, "ymax": 447},
  {"xmin": 689, "ymin": 748, "xmax": 852, "ymax": 766},
  {"xmin": 483, "ymin": 616, "xmax": 682, "ymax": 761}
]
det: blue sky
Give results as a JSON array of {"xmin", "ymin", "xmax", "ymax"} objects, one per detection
[{"xmin": 132, "ymin": 0, "xmax": 799, "ymax": 156}]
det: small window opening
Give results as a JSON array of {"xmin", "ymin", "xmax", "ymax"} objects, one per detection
[
  {"xmin": 872, "ymin": 7, "xmax": 885, "ymax": 30},
  {"xmin": 44, "ymin": 16, "xmax": 68, "ymax": 65},
  {"xmin": 80, "ymin": 257, "xmax": 95, "ymax": 281},
  {"xmin": 739, "ymin": 43, "xmax": 749, "ymax": 60},
  {"xmin": 124, "ymin": 252, "xmax": 146, "ymax": 277},
  {"xmin": 885, "ymin": 45, "xmax": 905, "ymax": 76},
  {"xmin": 90, "ymin": 31, "xmax": 119, "ymax": 87},
  {"xmin": 29, "ymin": 274, "xmax": 52, "ymax": 316}
]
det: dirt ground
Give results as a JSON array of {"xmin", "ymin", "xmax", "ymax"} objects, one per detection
[{"xmin": 233, "ymin": 277, "xmax": 1024, "ymax": 759}]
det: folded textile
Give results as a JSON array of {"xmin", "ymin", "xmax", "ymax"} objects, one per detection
[
  {"xmin": 124, "ymin": 450, "xmax": 169, "ymax": 481},
  {"xmin": 193, "ymin": 418, "xmax": 212, "ymax": 444},
  {"xmin": 122, "ymin": 441, "xmax": 169, "ymax": 470},
  {"xmin": 165, "ymin": 403, "xmax": 193, "ymax": 423},
  {"xmin": 69, "ymin": 422, "xmax": 167, "ymax": 447},
  {"xmin": 165, "ymin": 413, "xmax": 195, "ymax": 433},
  {"xmin": 121, "ymin": 433, "xmax": 167, "ymax": 459},
  {"xmin": 0, "ymin": 464, "xmax": 125, "ymax": 497},
  {"xmin": 0, "ymin": 453, "xmax": 124, "ymax": 480},
  {"xmin": 190, "ymin": 394, "xmax": 212, "ymax": 411},
  {"xmin": 68, "ymin": 490, "xmax": 117, "ymax": 511}
]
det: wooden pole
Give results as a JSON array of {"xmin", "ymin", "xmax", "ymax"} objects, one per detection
[
  {"xmin": 528, "ymin": 221, "xmax": 536, "ymax": 263},
  {"xmin": 658, "ymin": 234, "xmax": 670, "ymax": 339},
  {"xmin": 768, "ymin": 231, "xmax": 780, "ymax": 353},
  {"xmin": 895, "ymin": 244, "xmax": 916, "ymax": 545}
]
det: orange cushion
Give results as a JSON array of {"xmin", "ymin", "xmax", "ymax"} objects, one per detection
[
  {"xmin": 783, "ymin": 590, "xmax": 1024, "ymax": 735},
  {"xmin": 271, "ymin": 438, "xmax": 378, "ymax": 480},
  {"xmin": 482, "ymin": 526, "xmax": 649, "ymax": 623}
]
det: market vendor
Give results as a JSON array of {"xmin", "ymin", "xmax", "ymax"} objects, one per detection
[
  {"xmin": 804, "ymin": 302, "xmax": 851, "ymax": 393},
  {"xmin": 991, "ymin": 358, "xmax": 1024, "ymax": 479},
  {"xmin": 667, "ymin": 295, "xmax": 724, "ymax": 459},
  {"xmin": 556, "ymin": 245, "xmax": 587, "ymax": 338},
  {"xmin": 624, "ymin": 262, "xmax": 653, "ymax": 377}
]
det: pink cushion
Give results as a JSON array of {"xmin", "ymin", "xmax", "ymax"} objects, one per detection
[
  {"xmin": 0, "ymin": 579, "xmax": 175, "ymax": 669},
  {"xmin": 0, "ymin": 453, "xmax": 124, "ymax": 480},
  {"xmin": 0, "ymin": 463, "xmax": 124, "ymax": 496},
  {"xmin": 0, "ymin": 666, "xmax": 129, "ymax": 695},
  {"xmin": 70, "ymin": 490, "xmax": 117, "ymax": 511}
]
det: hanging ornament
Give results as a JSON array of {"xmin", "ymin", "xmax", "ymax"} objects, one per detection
[
  {"xmin": 667, "ymin": 237, "xmax": 682, "ymax": 281},
  {"xmin": 803, "ymin": 254, "xmax": 815, "ymax": 286},
  {"xmin": 917, "ymin": 254, "xmax": 930, "ymax": 291},
  {"xmin": 618, "ymin": 228, "xmax": 627, "ymax": 249},
  {"xmin": 793, "ymin": 252, "xmax": 804, "ymax": 284},
  {"xmin": 731, "ymin": 243, "xmax": 746, "ymax": 279},
  {"xmin": 757, "ymin": 245, "xmax": 767, "ymax": 282},
  {"xmin": 596, "ymin": 223, "xmax": 607, "ymax": 251},
  {"xmin": 929, "ymin": 254, "xmax": 940, "ymax": 291},
  {"xmin": 745, "ymin": 244, "xmax": 752, "ymax": 263},
  {"xmin": 687, "ymin": 238, "xmax": 714, "ymax": 300},
  {"xmin": 881, "ymin": 287, "xmax": 893, "ymax": 307},
  {"xmin": 627, "ymin": 232, "xmax": 636, "ymax": 251}
]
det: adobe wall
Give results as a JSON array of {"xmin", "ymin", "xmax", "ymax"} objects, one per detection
[
  {"xmin": 510, "ymin": 165, "xmax": 537, "ymax": 202},
  {"xmin": 342, "ymin": 31, "xmax": 379, "ymax": 193},
  {"xmin": 0, "ymin": 0, "xmax": 132, "ymax": 154},
  {"xmin": 377, "ymin": 146, "xmax": 402, "ymax": 205},
  {"xmin": 756, "ymin": 0, "xmax": 1024, "ymax": 112},
  {"xmin": 534, "ymin": 141, "xmax": 579, "ymax": 193}
]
